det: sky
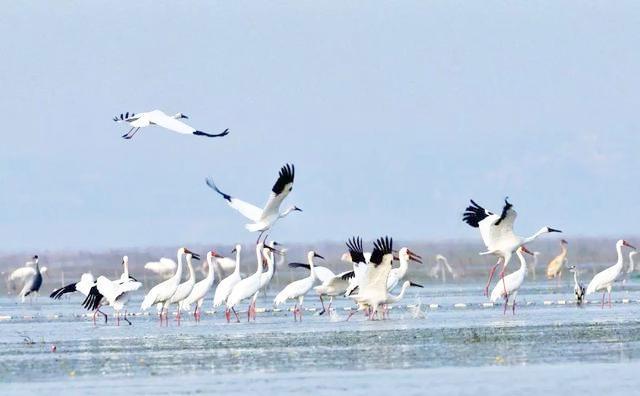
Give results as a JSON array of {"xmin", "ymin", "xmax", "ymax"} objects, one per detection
[{"xmin": 1, "ymin": 1, "xmax": 639, "ymax": 251}]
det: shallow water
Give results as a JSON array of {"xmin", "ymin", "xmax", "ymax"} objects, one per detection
[{"xmin": 2, "ymin": 281, "xmax": 640, "ymax": 395}]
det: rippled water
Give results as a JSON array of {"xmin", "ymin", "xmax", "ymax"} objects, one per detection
[{"xmin": 2, "ymin": 281, "xmax": 640, "ymax": 395}]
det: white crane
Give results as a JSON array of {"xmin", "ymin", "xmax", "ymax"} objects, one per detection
[
  {"xmin": 206, "ymin": 164, "xmax": 302, "ymax": 243},
  {"xmin": 144, "ymin": 258, "xmax": 177, "ymax": 280},
  {"xmin": 168, "ymin": 252, "xmax": 198, "ymax": 325},
  {"xmin": 387, "ymin": 248, "xmax": 422, "ymax": 291},
  {"xmin": 141, "ymin": 247, "xmax": 198, "ymax": 325},
  {"xmin": 490, "ymin": 246, "xmax": 533, "ymax": 315},
  {"xmin": 49, "ymin": 273, "xmax": 109, "ymax": 323},
  {"xmin": 213, "ymin": 244, "xmax": 243, "ymax": 316},
  {"xmin": 226, "ymin": 244, "xmax": 271, "ymax": 322},
  {"xmin": 274, "ymin": 250, "xmax": 324, "ymax": 321},
  {"xmin": 181, "ymin": 250, "xmax": 222, "ymax": 322},
  {"xmin": 83, "ymin": 256, "xmax": 142, "ymax": 325},
  {"xmin": 586, "ymin": 240, "xmax": 636, "ymax": 308},
  {"xmin": 18, "ymin": 255, "xmax": 43, "ymax": 303},
  {"xmin": 627, "ymin": 251, "xmax": 638, "ymax": 274},
  {"xmin": 248, "ymin": 241, "xmax": 284, "ymax": 321},
  {"xmin": 462, "ymin": 198, "xmax": 562, "ymax": 297},
  {"xmin": 113, "ymin": 110, "xmax": 229, "ymax": 140},
  {"xmin": 568, "ymin": 265, "xmax": 586, "ymax": 306},
  {"xmin": 348, "ymin": 237, "xmax": 395, "ymax": 320},
  {"xmin": 428, "ymin": 254, "xmax": 456, "ymax": 283},
  {"xmin": 341, "ymin": 237, "xmax": 370, "ymax": 297},
  {"xmin": 382, "ymin": 280, "xmax": 424, "ymax": 306}
]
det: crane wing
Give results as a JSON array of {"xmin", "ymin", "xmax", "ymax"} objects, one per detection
[
  {"xmin": 8, "ymin": 267, "xmax": 36, "ymax": 282},
  {"xmin": 261, "ymin": 164, "xmax": 295, "ymax": 219},
  {"xmin": 147, "ymin": 110, "xmax": 195, "ymax": 135},
  {"xmin": 205, "ymin": 178, "xmax": 262, "ymax": 222}
]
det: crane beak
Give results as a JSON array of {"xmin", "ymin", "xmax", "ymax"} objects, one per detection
[
  {"xmin": 231, "ymin": 247, "xmax": 237, "ymax": 254},
  {"xmin": 520, "ymin": 246, "xmax": 534, "ymax": 256},
  {"xmin": 548, "ymin": 228, "xmax": 562, "ymax": 233},
  {"xmin": 265, "ymin": 245, "xmax": 284, "ymax": 256},
  {"xmin": 294, "ymin": 206, "xmax": 303, "ymax": 212},
  {"xmin": 314, "ymin": 253, "xmax": 325, "ymax": 260},
  {"xmin": 623, "ymin": 241, "xmax": 637, "ymax": 250},
  {"xmin": 211, "ymin": 251, "xmax": 223, "ymax": 258},
  {"xmin": 409, "ymin": 281, "xmax": 424, "ymax": 288},
  {"xmin": 408, "ymin": 249, "xmax": 423, "ymax": 264}
]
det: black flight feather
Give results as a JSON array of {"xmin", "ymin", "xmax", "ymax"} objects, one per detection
[
  {"xmin": 462, "ymin": 199, "xmax": 491, "ymax": 228},
  {"xmin": 49, "ymin": 282, "xmax": 77, "ymax": 300},
  {"xmin": 205, "ymin": 178, "xmax": 232, "ymax": 202},
  {"xmin": 494, "ymin": 197, "xmax": 513, "ymax": 226},
  {"xmin": 369, "ymin": 236, "xmax": 393, "ymax": 266},
  {"xmin": 272, "ymin": 164, "xmax": 295, "ymax": 195},
  {"xmin": 346, "ymin": 236, "xmax": 365, "ymax": 263}
]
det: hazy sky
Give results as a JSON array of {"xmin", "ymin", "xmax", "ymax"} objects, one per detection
[{"xmin": 1, "ymin": 2, "xmax": 639, "ymax": 251}]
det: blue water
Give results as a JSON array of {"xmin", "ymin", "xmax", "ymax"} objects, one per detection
[{"xmin": 1, "ymin": 281, "xmax": 640, "ymax": 395}]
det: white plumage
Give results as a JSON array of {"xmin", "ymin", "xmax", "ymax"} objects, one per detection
[
  {"xmin": 181, "ymin": 250, "xmax": 221, "ymax": 321},
  {"xmin": 586, "ymin": 240, "xmax": 636, "ymax": 307},
  {"xmin": 114, "ymin": 110, "xmax": 229, "ymax": 139},
  {"xmin": 490, "ymin": 247, "xmax": 533, "ymax": 314},
  {"xmin": 213, "ymin": 245, "xmax": 243, "ymax": 309},
  {"xmin": 206, "ymin": 164, "xmax": 301, "ymax": 243},
  {"xmin": 463, "ymin": 198, "xmax": 561, "ymax": 296},
  {"xmin": 274, "ymin": 250, "xmax": 324, "ymax": 321}
]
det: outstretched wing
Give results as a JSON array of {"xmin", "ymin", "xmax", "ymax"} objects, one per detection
[
  {"xmin": 346, "ymin": 236, "xmax": 366, "ymax": 264},
  {"xmin": 113, "ymin": 112, "xmax": 140, "ymax": 123},
  {"xmin": 487, "ymin": 198, "xmax": 518, "ymax": 242},
  {"xmin": 82, "ymin": 285, "xmax": 104, "ymax": 311},
  {"xmin": 260, "ymin": 164, "xmax": 295, "ymax": 219},
  {"xmin": 49, "ymin": 282, "xmax": 77, "ymax": 299},
  {"xmin": 96, "ymin": 276, "xmax": 120, "ymax": 304},
  {"xmin": 462, "ymin": 200, "xmax": 492, "ymax": 228},
  {"xmin": 205, "ymin": 178, "xmax": 262, "ymax": 222},
  {"xmin": 147, "ymin": 110, "xmax": 195, "ymax": 135}
]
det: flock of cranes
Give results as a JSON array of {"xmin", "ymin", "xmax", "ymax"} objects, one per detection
[{"xmin": 5, "ymin": 110, "xmax": 638, "ymax": 324}]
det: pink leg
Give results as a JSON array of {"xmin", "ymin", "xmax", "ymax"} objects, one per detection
[
  {"xmin": 92, "ymin": 311, "xmax": 97, "ymax": 325},
  {"xmin": 601, "ymin": 292, "xmax": 606, "ymax": 309},
  {"xmin": 346, "ymin": 310, "xmax": 356, "ymax": 321},
  {"xmin": 512, "ymin": 299, "xmax": 516, "ymax": 315},
  {"xmin": 484, "ymin": 259, "xmax": 501, "ymax": 296},
  {"xmin": 232, "ymin": 307, "xmax": 240, "ymax": 323},
  {"xmin": 116, "ymin": 312, "xmax": 120, "ymax": 326},
  {"xmin": 293, "ymin": 304, "xmax": 298, "ymax": 322},
  {"xmin": 225, "ymin": 309, "xmax": 231, "ymax": 323},
  {"xmin": 498, "ymin": 268, "xmax": 509, "ymax": 300},
  {"xmin": 503, "ymin": 296, "xmax": 508, "ymax": 315}
]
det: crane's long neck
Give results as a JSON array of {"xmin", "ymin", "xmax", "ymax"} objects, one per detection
[
  {"xmin": 255, "ymin": 245, "xmax": 264, "ymax": 274},
  {"xmin": 397, "ymin": 255, "xmax": 409, "ymax": 279},
  {"xmin": 234, "ymin": 248, "xmax": 241, "ymax": 275},
  {"xmin": 628, "ymin": 253, "xmax": 636, "ymax": 274},
  {"xmin": 614, "ymin": 243, "xmax": 624, "ymax": 270},
  {"xmin": 308, "ymin": 253, "xmax": 316, "ymax": 280},
  {"xmin": 186, "ymin": 256, "xmax": 195, "ymax": 281},
  {"xmin": 207, "ymin": 256, "xmax": 215, "ymax": 280},
  {"xmin": 573, "ymin": 270, "xmax": 579, "ymax": 285},
  {"xmin": 279, "ymin": 207, "xmax": 296, "ymax": 219},
  {"xmin": 522, "ymin": 227, "xmax": 549, "ymax": 244},
  {"xmin": 516, "ymin": 252, "xmax": 527, "ymax": 273},
  {"xmin": 123, "ymin": 261, "xmax": 130, "ymax": 279},
  {"xmin": 174, "ymin": 251, "xmax": 184, "ymax": 282},
  {"xmin": 387, "ymin": 282, "xmax": 410, "ymax": 303}
]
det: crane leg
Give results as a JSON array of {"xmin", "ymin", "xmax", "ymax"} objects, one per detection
[
  {"xmin": 256, "ymin": 230, "xmax": 265, "ymax": 244},
  {"xmin": 484, "ymin": 259, "xmax": 501, "ymax": 297},
  {"xmin": 346, "ymin": 310, "xmax": 357, "ymax": 321},
  {"xmin": 503, "ymin": 295, "xmax": 508, "ymax": 315},
  {"xmin": 609, "ymin": 291, "xmax": 612, "ymax": 308},
  {"xmin": 232, "ymin": 307, "xmax": 240, "ymax": 323},
  {"xmin": 121, "ymin": 127, "xmax": 135, "ymax": 139},
  {"xmin": 225, "ymin": 309, "xmax": 231, "ymax": 323},
  {"xmin": 319, "ymin": 296, "xmax": 326, "ymax": 316},
  {"xmin": 601, "ymin": 292, "xmax": 606, "ymax": 309},
  {"xmin": 124, "ymin": 310, "xmax": 131, "ymax": 325}
]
